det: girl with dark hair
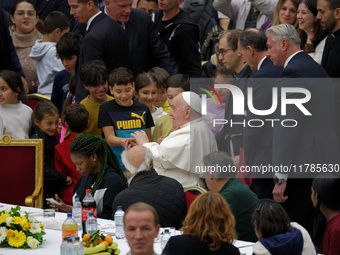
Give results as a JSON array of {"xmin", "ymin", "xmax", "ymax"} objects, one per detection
[
  {"xmin": 0, "ymin": 70, "xmax": 32, "ymax": 139},
  {"xmin": 30, "ymin": 101, "xmax": 72, "ymax": 208},
  {"xmin": 134, "ymin": 72, "xmax": 167, "ymax": 135},
  {"xmin": 10, "ymin": 0, "xmax": 42, "ymax": 93},
  {"xmin": 162, "ymin": 192, "xmax": 240, "ymax": 255},
  {"xmin": 252, "ymin": 199, "xmax": 316, "ymax": 255},
  {"xmin": 148, "ymin": 67, "xmax": 170, "ymax": 113},
  {"xmin": 297, "ymin": 0, "xmax": 329, "ymax": 64},
  {"xmin": 50, "ymin": 134, "xmax": 127, "ymax": 219},
  {"xmin": 312, "ymin": 174, "xmax": 340, "ymax": 254}
]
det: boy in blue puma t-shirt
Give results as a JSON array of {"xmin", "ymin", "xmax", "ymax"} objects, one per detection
[{"xmin": 98, "ymin": 67, "xmax": 154, "ymax": 172}]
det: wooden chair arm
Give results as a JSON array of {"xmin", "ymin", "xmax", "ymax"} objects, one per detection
[
  {"xmin": 25, "ymin": 185, "xmax": 43, "ymax": 208},
  {"xmin": 26, "ymin": 93, "xmax": 51, "ymax": 101}
]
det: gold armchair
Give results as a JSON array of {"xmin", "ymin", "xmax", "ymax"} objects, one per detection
[
  {"xmin": 0, "ymin": 135, "xmax": 44, "ymax": 208},
  {"xmin": 184, "ymin": 186, "xmax": 207, "ymax": 194},
  {"xmin": 184, "ymin": 186, "xmax": 207, "ymax": 212},
  {"xmin": 26, "ymin": 93, "xmax": 51, "ymax": 101}
]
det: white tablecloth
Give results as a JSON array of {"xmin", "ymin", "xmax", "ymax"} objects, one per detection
[{"xmin": 0, "ymin": 203, "xmax": 254, "ymax": 255}]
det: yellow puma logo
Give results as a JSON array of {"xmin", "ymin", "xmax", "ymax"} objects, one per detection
[{"xmin": 131, "ymin": 111, "xmax": 146, "ymax": 125}]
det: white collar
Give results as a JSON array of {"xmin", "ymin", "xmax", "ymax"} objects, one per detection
[
  {"xmin": 104, "ymin": 6, "xmax": 125, "ymax": 29},
  {"xmin": 86, "ymin": 11, "xmax": 102, "ymax": 32},
  {"xmin": 257, "ymin": 56, "xmax": 267, "ymax": 71},
  {"xmin": 284, "ymin": 50, "xmax": 303, "ymax": 68}
]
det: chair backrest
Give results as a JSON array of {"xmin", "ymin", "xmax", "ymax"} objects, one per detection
[
  {"xmin": 0, "ymin": 135, "xmax": 44, "ymax": 208},
  {"xmin": 26, "ymin": 93, "xmax": 51, "ymax": 110},
  {"xmin": 184, "ymin": 186, "xmax": 207, "ymax": 212}
]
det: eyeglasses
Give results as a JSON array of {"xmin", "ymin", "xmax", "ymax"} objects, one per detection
[
  {"xmin": 218, "ymin": 48, "xmax": 237, "ymax": 57},
  {"xmin": 14, "ymin": 10, "xmax": 36, "ymax": 17}
]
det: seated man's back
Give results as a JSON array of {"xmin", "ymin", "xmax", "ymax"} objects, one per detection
[{"xmin": 112, "ymin": 168, "xmax": 187, "ymax": 229}]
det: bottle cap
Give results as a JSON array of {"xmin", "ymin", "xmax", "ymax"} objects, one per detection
[
  {"xmin": 68, "ymin": 239, "xmax": 72, "ymax": 242},
  {"xmin": 64, "ymin": 237, "xmax": 68, "ymax": 241},
  {"xmin": 117, "ymin": 205, "xmax": 122, "ymax": 210},
  {"xmin": 67, "ymin": 213, "xmax": 72, "ymax": 217},
  {"xmin": 86, "ymin": 189, "xmax": 91, "ymax": 193},
  {"xmin": 75, "ymin": 195, "xmax": 80, "ymax": 200},
  {"xmin": 89, "ymin": 212, "xmax": 94, "ymax": 217},
  {"xmin": 164, "ymin": 229, "xmax": 170, "ymax": 233},
  {"xmin": 75, "ymin": 237, "xmax": 80, "ymax": 241}
]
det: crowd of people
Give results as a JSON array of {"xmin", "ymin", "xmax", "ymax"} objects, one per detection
[{"xmin": 1, "ymin": 0, "xmax": 340, "ymax": 254}]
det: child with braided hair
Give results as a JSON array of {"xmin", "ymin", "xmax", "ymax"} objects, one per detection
[{"xmin": 50, "ymin": 133, "xmax": 127, "ymax": 219}]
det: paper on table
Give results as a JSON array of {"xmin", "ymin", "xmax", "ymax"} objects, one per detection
[
  {"xmin": 99, "ymin": 223, "xmax": 115, "ymax": 230},
  {"xmin": 43, "ymin": 218, "xmax": 63, "ymax": 230}
]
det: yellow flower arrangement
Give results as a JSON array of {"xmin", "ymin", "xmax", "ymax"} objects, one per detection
[
  {"xmin": 8, "ymin": 230, "xmax": 26, "ymax": 248},
  {"xmin": 0, "ymin": 213, "xmax": 10, "ymax": 225},
  {"xmin": 0, "ymin": 206, "xmax": 45, "ymax": 249}
]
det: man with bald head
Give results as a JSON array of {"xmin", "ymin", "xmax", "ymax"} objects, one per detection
[
  {"xmin": 131, "ymin": 92, "xmax": 217, "ymax": 187},
  {"xmin": 103, "ymin": 0, "xmax": 178, "ymax": 75},
  {"xmin": 112, "ymin": 145, "xmax": 186, "ymax": 229}
]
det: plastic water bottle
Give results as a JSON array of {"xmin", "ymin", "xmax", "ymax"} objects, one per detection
[
  {"xmin": 114, "ymin": 206, "xmax": 125, "ymax": 239},
  {"xmin": 62, "ymin": 213, "xmax": 78, "ymax": 242},
  {"xmin": 82, "ymin": 189, "xmax": 97, "ymax": 235},
  {"xmin": 73, "ymin": 195, "xmax": 82, "ymax": 233},
  {"xmin": 85, "ymin": 212, "xmax": 98, "ymax": 235},
  {"xmin": 65, "ymin": 238, "xmax": 76, "ymax": 254},
  {"xmin": 161, "ymin": 229, "xmax": 171, "ymax": 250},
  {"xmin": 74, "ymin": 236, "xmax": 85, "ymax": 255},
  {"xmin": 60, "ymin": 237, "xmax": 68, "ymax": 255}
]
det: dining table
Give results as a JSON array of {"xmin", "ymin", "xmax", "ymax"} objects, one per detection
[{"xmin": 0, "ymin": 203, "xmax": 254, "ymax": 255}]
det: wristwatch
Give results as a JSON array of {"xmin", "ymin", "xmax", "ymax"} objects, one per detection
[{"xmin": 274, "ymin": 176, "xmax": 287, "ymax": 184}]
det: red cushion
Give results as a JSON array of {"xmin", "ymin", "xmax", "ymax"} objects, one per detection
[
  {"xmin": 0, "ymin": 146, "xmax": 36, "ymax": 206},
  {"xmin": 26, "ymin": 99, "xmax": 41, "ymax": 110},
  {"xmin": 185, "ymin": 191, "xmax": 201, "ymax": 213}
]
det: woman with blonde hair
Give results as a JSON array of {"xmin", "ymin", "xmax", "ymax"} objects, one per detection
[
  {"xmin": 256, "ymin": 0, "xmax": 300, "ymax": 31},
  {"xmin": 162, "ymin": 192, "xmax": 240, "ymax": 255}
]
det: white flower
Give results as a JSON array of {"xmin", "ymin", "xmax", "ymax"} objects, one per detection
[
  {"xmin": 19, "ymin": 211, "xmax": 25, "ymax": 217},
  {"xmin": 0, "ymin": 227, "xmax": 7, "ymax": 243},
  {"xmin": 28, "ymin": 216, "xmax": 37, "ymax": 223},
  {"xmin": 4, "ymin": 208, "xmax": 11, "ymax": 214},
  {"xmin": 5, "ymin": 217, "xmax": 12, "ymax": 227},
  {"xmin": 29, "ymin": 223, "xmax": 41, "ymax": 234},
  {"xmin": 27, "ymin": 236, "xmax": 39, "ymax": 249}
]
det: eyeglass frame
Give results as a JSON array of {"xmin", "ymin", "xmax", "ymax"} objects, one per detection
[
  {"xmin": 217, "ymin": 47, "xmax": 237, "ymax": 57},
  {"xmin": 14, "ymin": 10, "xmax": 37, "ymax": 17}
]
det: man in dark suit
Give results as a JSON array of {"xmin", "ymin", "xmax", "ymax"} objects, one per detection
[
  {"xmin": 68, "ymin": 0, "xmax": 130, "ymax": 101},
  {"xmin": 215, "ymin": 29, "xmax": 253, "ymax": 169},
  {"xmin": 317, "ymin": 0, "xmax": 340, "ymax": 78},
  {"xmin": 266, "ymin": 24, "xmax": 339, "ymax": 232},
  {"xmin": 317, "ymin": 0, "xmax": 340, "ymax": 155},
  {"xmin": 238, "ymin": 28, "xmax": 283, "ymax": 199},
  {"xmin": 104, "ymin": 0, "xmax": 178, "ymax": 75}
]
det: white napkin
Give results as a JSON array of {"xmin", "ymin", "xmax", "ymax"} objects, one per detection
[{"xmin": 43, "ymin": 218, "xmax": 64, "ymax": 230}]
